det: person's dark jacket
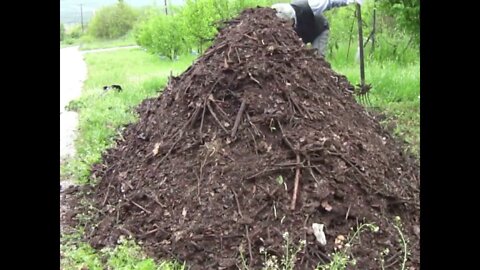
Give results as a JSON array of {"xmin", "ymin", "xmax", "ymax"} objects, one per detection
[{"xmin": 290, "ymin": 2, "xmax": 330, "ymax": 43}]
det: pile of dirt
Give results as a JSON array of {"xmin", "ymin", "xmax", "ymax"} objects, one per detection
[{"xmin": 67, "ymin": 7, "xmax": 420, "ymax": 269}]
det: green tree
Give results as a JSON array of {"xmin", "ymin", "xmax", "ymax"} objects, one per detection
[
  {"xmin": 179, "ymin": 0, "xmax": 277, "ymax": 52},
  {"xmin": 324, "ymin": 0, "xmax": 419, "ymax": 62},
  {"xmin": 135, "ymin": 13, "xmax": 189, "ymax": 60},
  {"xmin": 377, "ymin": 0, "xmax": 419, "ymax": 39},
  {"xmin": 135, "ymin": 0, "xmax": 281, "ymax": 56},
  {"xmin": 181, "ymin": 0, "xmax": 219, "ymax": 53},
  {"xmin": 88, "ymin": 1, "xmax": 139, "ymax": 39}
]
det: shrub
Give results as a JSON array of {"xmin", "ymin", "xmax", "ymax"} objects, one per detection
[{"xmin": 88, "ymin": 0, "xmax": 138, "ymax": 39}]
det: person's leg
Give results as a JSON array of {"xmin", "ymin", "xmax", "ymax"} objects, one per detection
[{"xmin": 312, "ymin": 29, "xmax": 329, "ymax": 57}]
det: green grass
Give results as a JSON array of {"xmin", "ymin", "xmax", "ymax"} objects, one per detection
[
  {"xmin": 61, "ymin": 233, "xmax": 185, "ymax": 270},
  {"xmin": 79, "ymin": 32, "xmax": 137, "ymax": 51},
  {"xmin": 330, "ymin": 56, "xmax": 420, "ymax": 157},
  {"xmin": 61, "ymin": 48, "xmax": 196, "ymax": 183},
  {"xmin": 316, "ymin": 222, "xmax": 379, "ymax": 270},
  {"xmin": 61, "ymin": 32, "xmax": 137, "ymax": 50}
]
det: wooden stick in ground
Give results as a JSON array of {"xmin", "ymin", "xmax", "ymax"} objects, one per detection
[
  {"xmin": 102, "ymin": 183, "xmax": 111, "ymax": 206},
  {"xmin": 231, "ymin": 100, "xmax": 247, "ymax": 138},
  {"xmin": 371, "ymin": 3, "xmax": 376, "ymax": 55},
  {"xmin": 155, "ymin": 132, "xmax": 183, "ymax": 169},
  {"xmin": 244, "ymin": 225, "xmax": 253, "ymax": 267},
  {"xmin": 290, "ymin": 153, "xmax": 301, "ymax": 210},
  {"xmin": 347, "ymin": 11, "xmax": 356, "ymax": 61},
  {"xmin": 199, "ymin": 98, "xmax": 207, "ymax": 140},
  {"xmin": 231, "ymin": 188, "xmax": 253, "ymax": 266},
  {"xmin": 131, "ymin": 201, "xmax": 152, "ymax": 214},
  {"xmin": 207, "ymin": 102, "xmax": 229, "ymax": 133}
]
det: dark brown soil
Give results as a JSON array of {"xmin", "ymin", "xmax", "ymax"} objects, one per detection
[{"xmin": 67, "ymin": 7, "xmax": 419, "ymax": 270}]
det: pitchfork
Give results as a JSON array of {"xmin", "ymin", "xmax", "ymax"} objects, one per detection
[{"xmin": 354, "ymin": 3, "xmax": 372, "ymax": 106}]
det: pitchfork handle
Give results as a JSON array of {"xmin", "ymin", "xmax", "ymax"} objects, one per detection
[{"xmin": 356, "ymin": 3, "xmax": 366, "ymax": 88}]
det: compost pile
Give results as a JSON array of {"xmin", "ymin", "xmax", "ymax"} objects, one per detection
[{"xmin": 68, "ymin": 7, "xmax": 420, "ymax": 269}]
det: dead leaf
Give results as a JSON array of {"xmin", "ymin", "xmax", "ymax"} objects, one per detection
[
  {"xmin": 334, "ymin": 234, "xmax": 346, "ymax": 250},
  {"xmin": 160, "ymin": 239, "xmax": 171, "ymax": 245},
  {"xmin": 152, "ymin": 142, "xmax": 161, "ymax": 156},
  {"xmin": 321, "ymin": 200, "xmax": 333, "ymax": 212},
  {"xmin": 413, "ymin": 225, "xmax": 420, "ymax": 237},
  {"xmin": 312, "ymin": 223, "xmax": 326, "ymax": 246},
  {"xmin": 335, "ymin": 235, "xmax": 345, "ymax": 244}
]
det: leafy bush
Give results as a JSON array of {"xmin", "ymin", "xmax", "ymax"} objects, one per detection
[
  {"xmin": 181, "ymin": 0, "xmax": 277, "ymax": 52},
  {"xmin": 68, "ymin": 24, "xmax": 84, "ymax": 39},
  {"xmin": 324, "ymin": 0, "xmax": 419, "ymax": 63},
  {"xmin": 88, "ymin": 1, "xmax": 139, "ymax": 39},
  {"xmin": 377, "ymin": 0, "xmax": 419, "ymax": 39},
  {"xmin": 135, "ymin": 0, "xmax": 278, "ymax": 56},
  {"xmin": 135, "ymin": 13, "xmax": 189, "ymax": 60}
]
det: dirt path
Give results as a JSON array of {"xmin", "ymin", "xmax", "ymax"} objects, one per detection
[
  {"xmin": 60, "ymin": 46, "xmax": 86, "ymax": 162},
  {"xmin": 81, "ymin": 45, "xmax": 140, "ymax": 54},
  {"xmin": 60, "ymin": 46, "xmax": 87, "ymax": 234}
]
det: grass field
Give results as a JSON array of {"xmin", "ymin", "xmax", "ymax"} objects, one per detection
[
  {"xmin": 60, "ymin": 32, "xmax": 137, "ymax": 51},
  {"xmin": 79, "ymin": 32, "xmax": 137, "ymax": 51}
]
